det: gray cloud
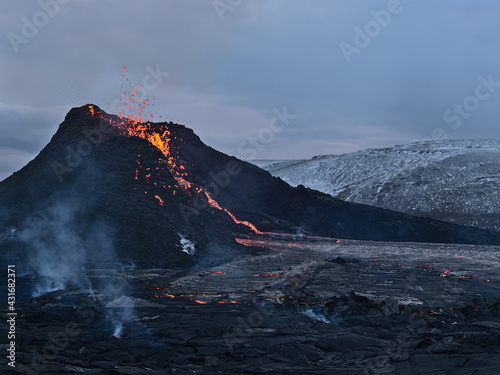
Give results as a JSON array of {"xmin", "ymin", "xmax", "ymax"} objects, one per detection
[{"xmin": 1, "ymin": 0, "xmax": 500, "ymax": 179}]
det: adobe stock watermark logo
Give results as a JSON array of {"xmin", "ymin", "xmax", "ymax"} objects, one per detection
[
  {"xmin": 7, "ymin": 0, "xmax": 71, "ymax": 54},
  {"xmin": 213, "ymin": 0, "xmax": 244, "ymax": 21},
  {"xmin": 340, "ymin": 0, "xmax": 407, "ymax": 64},
  {"xmin": 237, "ymin": 107, "xmax": 297, "ymax": 160},
  {"xmin": 432, "ymin": 74, "xmax": 500, "ymax": 139}
]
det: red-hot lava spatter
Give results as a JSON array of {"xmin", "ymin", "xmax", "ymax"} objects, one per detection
[
  {"xmin": 152, "ymin": 288, "xmax": 252, "ymax": 305},
  {"xmin": 116, "ymin": 66, "xmax": 158, "ymax": 123},
  {"xmin": 154, "ymin": 195, "xmax": 165, "ymax": 206},
  {"xmin": 253, "ymin": 273, "xmax": 282, "ymax": 277},
  {"xmin": 85, "ymin": 99, "xmax": 263, "ymax": 235},
  {"xmin": 86, "ymin": 66, "xmax": 265, "ymax": 235},
  {"xmin": 439, "ymin": 267, "xmax": 494, "ymax": 283}
]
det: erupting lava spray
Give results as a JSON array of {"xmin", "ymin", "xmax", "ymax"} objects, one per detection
[{"xmin": 86, "ymin": 93, "xmax": 263, "ymax": 235}]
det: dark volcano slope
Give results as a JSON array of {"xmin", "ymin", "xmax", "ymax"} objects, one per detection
[
  {"xmin": 164, "ymin": 115, "xmax": 500, "ymax": 245},
  {"xmin": 1, "ymin": 105, "xmax": 499, "ymax": 269},
  {"xmin": 0, "ymin": 106, "xmax": 246, "ymax": 267}
]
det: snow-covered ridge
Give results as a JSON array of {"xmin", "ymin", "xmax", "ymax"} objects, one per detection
[{"xmin": 251, "ymin": 139, "xmax": 500, "ymax": 232}]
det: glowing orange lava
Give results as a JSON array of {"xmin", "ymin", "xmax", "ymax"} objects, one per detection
[
  {"xmin": 85, "ymin": 82, "xmax": 262, "ymax": 235},
  {"xmin": 440, "ymin": 269, "xmax": 451, "ymax": 277},
  {"xmin": 253, "ymin": 273, "xmax": 281, "ymax": 277}
]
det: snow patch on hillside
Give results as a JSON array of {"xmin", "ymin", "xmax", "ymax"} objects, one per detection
[{"xmin": 251, "ymin": 139, "xmax": 500, "ymax": 232}]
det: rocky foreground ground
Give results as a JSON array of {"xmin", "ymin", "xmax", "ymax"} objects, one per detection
[{"xmin": 2, "ymin": 236, "xmax": 500, "ymax": 374}]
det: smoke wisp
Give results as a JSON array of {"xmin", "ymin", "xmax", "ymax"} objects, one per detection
[{"xmin": 16, "ymin": 196, "xmax": 135, "ymax": 337}]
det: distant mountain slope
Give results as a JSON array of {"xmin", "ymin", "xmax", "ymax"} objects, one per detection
[{"xmin": 252, "ymin": 139, "xmax": 500, "ymax": 232}]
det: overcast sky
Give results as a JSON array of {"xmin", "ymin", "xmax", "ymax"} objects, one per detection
[{"xmin": 1, "ymin": 0, "xmax": 500, "ymax": 181}]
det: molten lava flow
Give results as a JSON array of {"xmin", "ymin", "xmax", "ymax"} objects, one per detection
[
  {"xmin": 122, "ymin": 122, "xmax": 262, "ymax": 233},
  {"xmin": 155, "ymin": 195, "xmax": 164, "ymax": 206},
  {"xmin": 303, "ymin": 261, "xmax": 318, "ymax": 271},
  {"xmin": 253, "ymin": 273, "xmax": 281, "ymax": 277},
  {"xmin": 440, "ymin": 269, "xmax": 451, "ymax": 277},
  {"xmin": 201, "ymin": 190, "xmax": 263, "ymax": 234},
  {"xmin": 85, "ymin": 102, "xmax": 263, "ymax": 234}
]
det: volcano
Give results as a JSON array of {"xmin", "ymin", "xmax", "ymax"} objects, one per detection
[
  {"xmin": 2, "ymin": 105, "xmax": 500, "ymax": 375},
  {"xmin": 1, "ymin": 104, "xmax": 500, "ymax": 267}
]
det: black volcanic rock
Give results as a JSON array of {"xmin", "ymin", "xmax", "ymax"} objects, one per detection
[
  {"xmin": 0, "ymin": 105, "xmax": 245, "ymax": 267},
  {"xmin": 1, "ymin": 104, "xmax": 500, "ymax": 267},
  {"xmin": 4, "ymin": 238, "xmax": 500, "ymax": 374}
]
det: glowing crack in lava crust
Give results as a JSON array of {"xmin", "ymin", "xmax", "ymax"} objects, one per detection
[{"xmin": 86, "ymin": 104, "xmax": 262, "ymax": 234}]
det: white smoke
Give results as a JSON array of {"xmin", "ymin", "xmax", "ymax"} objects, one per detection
[
  {"xmin": 179, "ymin": 233, "xmax": 196, "ymax": 255},
  {"xmin": 17, "ymin": 198, "xmax": 135, "ymax": 337},
  {"xmin": 18, "ymin": 200, "xmax": 88, "ymax": 296},
  {"xmin": 105, "ymin": 295, "xmax": 135, "ymax": 338},
  {"xmin": 105, "ymin": 287, "xmax": 135, "ymax": 339},
  {"xmin": 301, "ymin": 308, "xmax": 332, "ymax": 324}
]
